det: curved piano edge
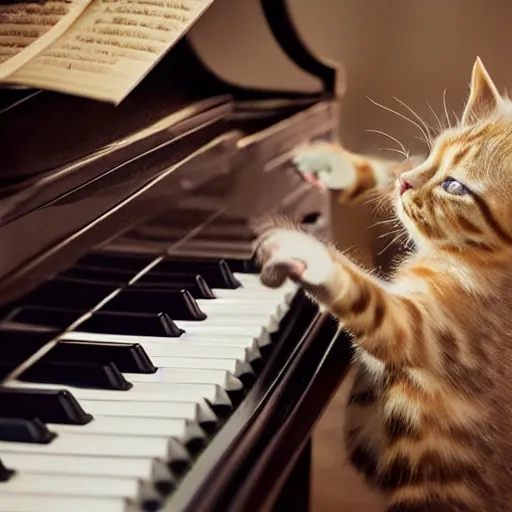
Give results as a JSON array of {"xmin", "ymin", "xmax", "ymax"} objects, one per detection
[
  {"xmin": 167, "ymin": 296, "xmax": 353, "ymax": 512},
  {"xmin": 226, "ymin": 317, "xmax": 354, "ymax": 512},
  {"xmin": 182, "ymin": 38, "xmax": 328, "ymax": 102},
  {"xmin": 260, "ymin": 0, "xmax": 346, "ymax": 97}
]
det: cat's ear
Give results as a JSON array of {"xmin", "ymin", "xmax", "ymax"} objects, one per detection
[{"xmin": 461, "ymin": 57, "xmax": 502, "ymax": 126}]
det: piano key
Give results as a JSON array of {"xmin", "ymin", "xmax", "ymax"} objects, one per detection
[
  {"xmin": 1, "ymin": 453, "xmax": 174, "ymax": 489},
  {"xmin": 2, "ymin": 306, "xmax": 83, "ymax": 330},
  {"xmin": 0, "ymin": 330, "xmax": 57, "ymax": 369},
  {"xmin": 18, "ymin": 361, "xmax": 132, "ymax": 391},
  {"xmin": 223, "ymin": 256, "xmax": 259, "ymax": 274},
  {"xmin": 0, "ymin": 388, "xmax": 92, "ymax": 425},
  {"xmin": 6, "ymin": 307, "xmax": 184, "ymax": 338},
  {"xmin": 43, "ymin": 341, "xmax": 157, "ymax": 374},
  {"xmin": 56, "ymin": 336, "xmax": 262, "ymax": 368},
  {"xmin": 196, "ymin": 296, "xmax": 283, "ymax": 319},
  {"xmin": 0, "ymin": 459, "xmax": 14, "ymax": 482},
  {"xmin": 106, "ymin": 289, "xmax": 206, "ymax": 321},
  {"xmin": 65, "ymin": 325, "xmax": 272, "ymax": 350},
  {"xmin": 63, "ymin": 265, "xmax": 134, "ymax": 284},
  {"xmin": 78, "ymin": 252, "xmax": 154, "ymax": 272},
  {"xmin": 0, "ymin": 433, "xmax": 189, "ymax": 468},
  {"xmin": 75, "ymin": 398, "xmax": 217, "ymax": 432},
  {"xmin": 7, "ymin": 381, "xmax": 233, "ymax": 414},
  {"xmin": 0, "ymin": 473, "xmax": 162, "ymax": 511},
  {"xmin": 174, "ymin": 322, "xmax": 271, "ymax": 344},
  {"xmin": 157, "ymin": 257, "xmax": 241, "ymax": 289},
  {"xmin": 0, "ymin": 494, "xmax": 139, "ymax": 512},
  {"xmin": 124, "ymin": 368, "xmax": 243, "ymax": 391},
  {"xmin": 126, "ymin": 341, "xmax": 262, "ymax": 365},
  {"xmin": 134, "ymin": 272, "xmax": 216, "ymax": 299},
  {"xmin": 49, "ymin": 417, "xmax": 206, "ymax": 453},
  {"xmin": 79, "ymin": 311, "xmax": 184, "ymax": 337},
  {"xmin": 0, "ymin": 418, "xmax": 56, "ymax": 444},
  {"xmin": 25, "ymin": 277, "xmax": 119, "ymax": 310}
]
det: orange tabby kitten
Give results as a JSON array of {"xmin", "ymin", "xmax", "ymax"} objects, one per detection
[{"xmin": 255, "ymin": 58, "xmax": 512, "ymax": 512}]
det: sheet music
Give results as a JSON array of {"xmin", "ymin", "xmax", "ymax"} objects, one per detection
[
  {"xmin": 0, "ymin": 0, "xmax": 213, "ymax": 103},
  {"xmin": 0, "ymin": 0, "xmax": 94, "ymax": 77}
]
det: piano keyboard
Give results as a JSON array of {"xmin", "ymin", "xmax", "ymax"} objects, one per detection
[{"xmin": 0, "ymin": 251, "xmax": 311, "ymax": 512}]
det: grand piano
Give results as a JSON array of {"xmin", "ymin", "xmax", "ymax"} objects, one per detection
[{"xmin": 0, "ymin": 1, "xmax": 353, "ymax": 510}]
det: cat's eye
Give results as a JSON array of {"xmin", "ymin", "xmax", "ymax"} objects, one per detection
[{"xmin": 441, "ymin": 178, "xmax": 470, "ymax": 196}]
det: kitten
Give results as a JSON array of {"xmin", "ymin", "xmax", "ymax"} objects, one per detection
[{"xmin": 255, "ymin": 57, "xmax": 512, "ymax": 512}]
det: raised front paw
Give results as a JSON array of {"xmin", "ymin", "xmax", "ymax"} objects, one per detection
[
  {"xmin": 255, "ymin": 227, "xmax": 335, "ymax": 289},
  {"xmin": 292, "ymin": 142, "xmax": 356, "ymax": 190}
]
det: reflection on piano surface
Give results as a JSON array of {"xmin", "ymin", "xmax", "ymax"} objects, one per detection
[{"xmin": 0, "ymin": 1, "xmax": 353, "ymax": 511}]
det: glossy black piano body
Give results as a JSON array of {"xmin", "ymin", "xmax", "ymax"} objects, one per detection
[{"xmin": 0, "ymin": 2, "xmax": 353, "ymax": 511}]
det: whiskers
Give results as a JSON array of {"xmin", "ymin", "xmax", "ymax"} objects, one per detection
[
  {"xmin": 367, "ymin": 94, "xmax": 456, "ymax": 151},
  {"xmin": 367, "ymin": 96, "xmax": 433, "ymax": 150},
  {"xmin": 365, "ymin": 129, "xmax": 409, "ymax": 159},
  {"xmin": 375, "ymin": 219, "xmax": 412, "ymax": 255}
]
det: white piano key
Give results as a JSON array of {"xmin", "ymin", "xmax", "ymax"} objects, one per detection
[
  {"xmin": 61, "ymin": 333, "xmax": 260, "ymax": 360},
  {"xmin": 76, "ymin": 398, "xmax": 217, "ymax": 424},
  {"xmin": 6, "ymin": 381, "xmax": 232, "ymax": 407},
  {"xmin": 213, "ymin": 288, "xmax": 287, "ymax": 304},
  {"xmin": 124, "ymin": 368, "xmax": 242, "ymax": 390},
  {"xmin": 1, "ymin": 453, "xmax": 172, "ymax": 482},
  {"xmin": 0, "ymin": 472, "xmax": 161, "ymax": 507},
  {"xmin": 197, "ymin": 297, "xmax": 285, "ymax": 320},
  {"xmin": 198, "ymin": 312, "xmax": 278, "ymax": 332},
  {"xmin": 175, "ymin": 323, "xmax": 271, "ymax": 341},
  {"xmin": 148, "ymin": 357, "xmax": 254, "ymax": 384},
  {"xmin": 49, "ymin": 416, "xmax": 205, "ymax": 443},
  {"xmin": 142, "ymin": 342, "xmax": 260, "ymax": 362},
  {"xmin": 0, "ymin": 433, "xmax": 188, "ymax": 463},
  {"xmin": 0, "ymin": 494, "xmax": 137, "ymax": 512},
  {"xmin": 151, "ymin": 356, "xmax": 243, "ymax": 373},
  {"xmin": 64, "ymin": 326, "xmax": 272, "ymax": 348}
]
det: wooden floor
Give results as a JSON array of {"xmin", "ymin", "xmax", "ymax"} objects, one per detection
[{"xmin": 310, "ymin": 371, "xmax": 385, "ymax": 512}]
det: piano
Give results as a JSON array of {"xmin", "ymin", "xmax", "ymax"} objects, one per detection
[{"xmin": 0, "ymin": 1, "xmax": 353, "ymax": 510}]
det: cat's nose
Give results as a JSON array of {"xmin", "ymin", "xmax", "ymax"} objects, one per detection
[{"xmin": 399, "ymin": 178, "xmax": 413, "ymax": 195}]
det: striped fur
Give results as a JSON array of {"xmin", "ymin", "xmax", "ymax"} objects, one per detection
[{"xmin": 256, "ymin": 58, "xmax": 512, "ymax": 512}]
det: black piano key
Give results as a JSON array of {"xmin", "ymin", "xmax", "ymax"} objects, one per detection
[
  {"xmin": 134, "ymin": 272, "xmax": 216, "ymax": 299},
  {"xmin": 25, "ymin": 277, "xmax": 119, "ymax": 310},
  {"xmin": 19, "ymin": 361, "xmax": 132, "ymax": 391},
  {"xmin": 77, "ymin": 252, "xmax": 154, "ymax": 271},
  {"xmin": 3, "ymin": 306, "xmax": 83, "ymax": 330},
  {"xmin": 224, "ymin": 256, "xmax": 259, "ymax": 274},
  {"xmin": 44, "ymin": 341, "xmax": 157, "ymax": 374},
  {"xmin": 0, "ymin": 388, "xmax": 92, "ymax": 425},
  {"xmin": 0, "ymin": 330, "xmax": 57, "ymax": 375},
  {"xmin": 156, "ymin": 258, "xmax": 242, "ymax": 289},
  {"xmin": 77, "ymin": 311, "xmax": 184, "ymax": 337},
  {"xmin": 0, "ymin": 459, "xmax": 15, "ymax": 482},
  {"xmin": 105, "ymin": 289, "xmax": 206, "ymax": 321},
  {"xmin": 63, "ymin": 266, "xmax": 135, "ymax": 285},
  {"xmin": 0, "ymin": 417, "xmax": 56, "ymax": 444}
]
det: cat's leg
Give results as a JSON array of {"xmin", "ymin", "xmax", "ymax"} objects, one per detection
[
  {"xmin": 255, "ymin": 225, "xmax": 436, "ymax": 368},
  {"xmin": 293, "ymin": 141, "xmax": 424, "ymax": 203}
]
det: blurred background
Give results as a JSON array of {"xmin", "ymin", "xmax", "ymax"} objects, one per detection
[{"xmin": 189, "ymin": 2, "xmax": 512, "ymax": 509}]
